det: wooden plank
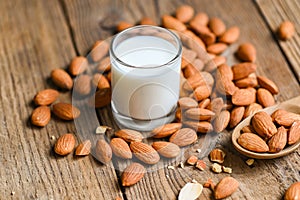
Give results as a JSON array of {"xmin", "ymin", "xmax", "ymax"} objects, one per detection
[
  {"xmin": 63, "ymin": 0, "xmax": 300, "ymax": 199},
  {"xmin": 0, "ymin": 0, "xmax": 121, "ymax": 199},
  {"xmin": 256, "ymin": 0, "xmax": 300, "ymax": 81}
]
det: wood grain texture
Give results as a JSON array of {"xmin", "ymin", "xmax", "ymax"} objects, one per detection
[
  {"xmin": 0, "ymin": 0, "xmax": 121, "ymax": 199},
  {"xmin": 256, "ymin": 0, "xmax": 300, "ymax": 81}
]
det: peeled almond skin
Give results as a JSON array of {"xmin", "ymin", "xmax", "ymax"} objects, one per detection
[
  {"xmin": 214, "ymin": 177, "xmax": 239, "ymax": 199},
  {"xmin": 178, "ymin": 182, "xmax": 203, "ymax": 200},
  {"xmin": 236, "ymin": 43, "xmax": 256, "ymax": 62}
]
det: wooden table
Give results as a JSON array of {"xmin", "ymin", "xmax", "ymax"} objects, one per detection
[{"xmin": 1, "ymin": 0, "xmax": 299, "ymax": 199}]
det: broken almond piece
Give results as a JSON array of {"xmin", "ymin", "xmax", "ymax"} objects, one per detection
[
  {"xmin": 209, "ymin": 149, "xmax": 226, "ymax": 164},
  {"xmin": 187, "ymin": 155, "xmax": 198, "ymax": 165},
  {"xmin": 195, "ymin": 160, "xmax": 206, "ymax": 171}
]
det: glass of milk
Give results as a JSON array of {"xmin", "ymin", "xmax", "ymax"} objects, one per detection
[{"xmin": 109, "ymin": 25, "xmax": 182, "ymax": 131}]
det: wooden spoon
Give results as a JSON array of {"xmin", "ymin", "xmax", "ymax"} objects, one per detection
[{"xmin": 232, "ymin": 95, "xmax": 300, "ymax": 159}]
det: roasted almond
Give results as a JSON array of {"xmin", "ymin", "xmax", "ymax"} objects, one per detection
[
  {"xmin": 162, "ymin": 15, "xmax": 186, "ymax": 32},
  {"xmin": 115, "ymin": 129, "xmax": 143, "ymax": 142},
  {"xmin": 219, "ymin": 26, "xmax": 240, "ymax": 44},
  {"xmin": 257, "ymin": 88, "xmax": 275, "ymax": 108},
  {"xmin": 278, "ymin": 21, "xmax": 295, "ymax": 40},
  {"xmin": 130, "ymin": 142, "xmax": 160, "ymax": 165},
  {"xmin": 208, "ymin": 17, "xmax": 226, "ymax": 36},
  {"xmin": 237, "ymin": 132, "xmax": 269, "ymax": 152},
  {"xmin": 152, "ymin": 123, "xmax": 182, "ymax": 138},
  {"xmin": 185, "ymin": 108, "xmax": 215, "ymax": 121},
  {"xmin": 90, "ymin": 40, "xmax": 109, "ymax": 62},
  {"xmin": 268, "ymin": 126, "xmax": 287, "ymax": 153},
  {"xmin": 284, "ymin": 182, "xmax": 300, "ymax": 200},
  {"xmin": 110, "ymin": 138, "xmax": 132, "ymax": 159},
  {"xmin": 252, "ymin": 111, "xmax": 277, "ymax": 139},
  {"xmin": 288, "ymin": 121, "xmax": 300, "ymax": 145},
  {"xmin": 74, "ymin": 74, "xmax": 91, "ymax": 96},
  {"xmin": 206, "ymin": 43, "xmax": 227, "ymax": 55},
  {"xmin": 121, "ymin": 162, "xmax": 146, "ymax": 186},
  {"xmin": 117, "ymin": 21, "xmax": 133, "ymax": 32},
  {"xmin": 178, "ymin": 97, "xmax": 198, "ymax": 109},
  {"xmin": 95, "ymin": 139, "xmax": 112, "ymax": 164},
  {"xmin": 214, "ymin": 177, "xmax": 239, "ymax": 200},
  {"xmin": 184, "ymin": 121, "xmax": 213, "ymax": 133},
  {"xmin": 52, "ymin": 102, "xmax": 80, "ymax": 120},
  {"xmin": 257, "ymin": 76, "xmax": 279, "ymax": 95},
  {"xmin": 230, "ymin": 106, "xmax": 245, "ymax": 128},
  {"xmin": 69, "ymin": 56, "xmax": 88, "ymax": 76},
  {"xmin": 51, "ymin": 69, "xmax": 73, "ymax": 90},
  {"xmin": 34, "ymin": 89, "xmax": 59, "ymax": 106},
  {"xmin": 54, "ymin": 133, "xmax": 76, "ymax": 156},
  {"xmin": 75, "ymin": 140, "xmax": 91, "ymax": 156},
  {"xmin": 176, "ymin": 5, "xmax": 194, "ymax": 23},
  {"xmin": 214, "ymin": 110, "xmax": 230, "ymax": 132},
  {"xmin": 232, "ymin": 62, "xmax": 257, "ymax": 80},
  {"xmin": 169, "ymin": 128, "xmax": 197, "ymax": 147},
  {"xmin": 232, "ymin": 88, "xmax": 256, "ymax": 106},
  {"xmin": 236, "ymin": 43, "xmax": 256, "ymax": 62},
  {"xmin": 244, "ymin": 103, "xmax": 263, "ymax": 118},
  {"xmin": 31, "ymin": 106, "xmax": 51, "ymax": 127},
  {"xmin": 152, "ymin": 141, "xmax": 180, "ymax": 158}
]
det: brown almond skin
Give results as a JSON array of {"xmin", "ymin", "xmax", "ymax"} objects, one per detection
[
  {"xmin": 273, "ymin": 110, "xmax": 300, "ymax": 127},
  {"xmin": 162, "ymin": 15, "xmax": 186, "ymax": 32},
  {"xmin": 284, "ymin": 182, "xmax": 300, "ymax": 200},
  {"xmin": 152, "ymin": 123, "xmax": 182, "ymax": 138},
  {"xmin": 115, "ymin": 129, "xmax": 143, "ymax": 142},
  {"xmin": 208, "ymin": 17, "xmax": 226, "ymax": 36},
  {"xmin": 208, "ymin": 97, "xmax": 224, "ymax": 116},
  {"xmin": 185, "ymin": 108, "xmax": 215, "ymax": 121},
  {"xmin": 189, "ymin": 12, "xmax": 209, "ymax": 27},
  {"xmin": 54, "ymin": 133, "xmax": 76, "ymax": 156},
  {"xmin": 152, "ymin": 141, "xmax": 180, "ymax": 158},
  {"xmin": 130, "ymin": 142, "xmax": 160, "ymax": 165},
  {"xmin": 219, "ymin": 26, "xmax": 240, "ymax": 44},
  {"xmin": 214, "ymin": 177, "xmax": 239, "ymax": 199},
  {"xmin": 214, "ymin": 110, "xmax": 230, "ymax": 133},
  {"xmin": 121, "ymin": 162, "xmax": 146, "ymax": 187},
  {"xmin": 74, "ymin": 74, "xmax": 91, "ymax": 96},
  {"xmin": 34, "ymin": 89, "xmax": 59, "ymax": 106},
  {"xmin": 31, "ymin": 106, "xmax": 51, "ymax": 127},
  {"xmin": 91, "ymin": 40, "xmax": 109, "ymax": 62},
  {"xmin": 206, "ymin": 43, "xmax": 228, "ymax": 55},
  {"xmin": 232, "ymin": 62, "xmax": 257, "ymax": 80},
  {"xmin": 238, "ymin": 132, "xmax": 269, "ymax": 152},
  {"xmin": 198, "ymin": 98, "xmax": 210, "ymax": 109},
  {"xmin": 51, "ymin": 69, "xmax": 73, "ymax": 90},
  {"xmin": 117, "ymin": 21, "xmax": 133, "ymax": 32},
  {"xmin": 213, "ymin": 56, "xmax": 227, "ymax": 67},
  {"xmin": 278, "ymin": 21, "xmax": 295, "ymax": 40},
  {"xmin": 175, "ymin": 5, "xmax": 194, "ymax": 23},
  {"xmin": 69, "ymin": 56, "xmax": 88, "ymax": 76},
  {"xmin": 236, "ymin": 43, "xmax": 256, "ymax": 62},
  {"xmin": 140, "ymin": 17, "xmax": 157, "ymax": 26},
  {"xmin": 217, "ymin": 64, "xmax": 233, "ymax": 81},
  {"xmin": 193, "ymin": 84, "xmax": 211, "ymax": 101},
  {"xmin": 210, "ymin": 149, "xmax": 226, "ymax": 164},
  {"xmin": 75, "ymin": 140, "xmax": 91, "ymax": 156},
  {"xmin": 257, "ymin": 88, "xmax": 275, "ymax": 108},
  {"xmin": 288, "ymin": 121, "xmax": 300, "ymax": 145},
  {"xmin": 268, "ymin": 126, "xmax": 287, "ymax": 153},
  {"xmin": 184, "ymin": 121, "xmax": 213, "ymax": 133},
  {"xmin": 257, "ymin": 76, "xmax": 279, "ymax": 95},
  {"xmin": 230, "ymin": 106, "xmax": 245, "ymax": 128},
  {"xmin": 52, "ymin": 103, "xmax": 80, "ymax": 120},
  {"xmin": 169, "ymin": 128, "xmax": 197, "ymax": 147},
  {"xmin": 232, "ymin": 88, "xmax": 256, "ymax": 106},
  {"xmin": 95, "ymin": 139, "xmax": 112, "ymax": 164},
  {"xmin": 235, "ymin": 75, "xmax": 258, "ymax": 88},
  {"xmin": 244, "ymin": 103, "xmax": 263, "ymax": 118},
  {"xmin": 252, "ymin": 111, "xmax": 277, "ymax": 139},
  {"xmin": 110, "ymin": 138, "xmax": 132, "ymax": 159},
  {"xmin": 93, "ymin": 89, "xmax": 111, "ymax": 108},
  {"xmin": 178, "ymin": 97, "xmax": 198, "ymax": 109}
]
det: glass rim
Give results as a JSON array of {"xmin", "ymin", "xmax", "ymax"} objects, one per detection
[{"xmin": 110, "ymin": 25, "xmax": 182, "ymax": 69}]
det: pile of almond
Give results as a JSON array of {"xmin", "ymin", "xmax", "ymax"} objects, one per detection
[{"xmin": 238, "ymin": 109, "xmax": 300, "ymax": 153}]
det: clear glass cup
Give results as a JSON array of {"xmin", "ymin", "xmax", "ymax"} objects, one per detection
[{"xmin": 109, "ymin": 25, "xmax": 182, "ymax": 131}]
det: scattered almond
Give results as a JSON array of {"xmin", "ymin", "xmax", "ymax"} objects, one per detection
[
  {"xmin": 236, "ymin": 43, "xmax": 256, "ymax": 62},
  {"xmin": 176, "ymin": 5, "xmax": 194, "ymax": 23},
  {"xmin": 74, "ymin": 74, "xmax": 91, "ymax": 95},
  {"xmin": 152, "ymin": 141, "xmax": 180, "ymax": 158},
  {"xmin": 90, "ymin": 40, "xmax": 109, "ymax": 62},
  {"xmin": 288, "ymin": 121, "xmax": 300, "ymax": 145},
  {"xmin": 121, "ymin": 162, "xmax": 146, "ymax": 186},
  {"xmin": 232, "ymin": 62, "xmax": 257, "ymax": 80},
  {"xmin": 110, "ymin": 138, "xmax": 132, "ymax": 159},
  {"xmin": 31, "ymin": 106, "xmax": 51, "ymax": 127},
  {"xmin": 284, "ymin": 182, "xmax": 300, "ymax": 200},
  {"xmin": 33, "ymin": 89, "xmax": 59, "ymax": 106},
  {"xmin": 257, "ymin": 76, "xmax": 279, "ymax": 95},
  {"xmin": 208, "ymin": 17, "xmax": 226, "ymax": 36},
  {"xmin": 152, "ymin": 123, "xmax": 182, "ymax": 138},
  {"xmin": 187, "ymin": 155, "xmax": 198, "ymax": 165},
  {"xmin": 95, "ymin": 139, "xmax": 112, "ymax": 164},
  {"xmin": 214, "ymin": 110, "xmax": 230, "ymax": 132},
  {"xmin": 51, "ymin": 69, "xmax": 73, "ymax": 90},
  {"xmin": 115, "ymin": 129, "xmax": 143, "ymax": 142},
  {"xmin": 214, "ymin": 177, "xmax": 239, "ymax": 199},
  {"xmin": 278, "ymin": 21, "xmax": 295, "ymax": 40},
  {"xmin": 257, "ymin": 88, "xmax": 275, "ymax": 108},
  {"xmin": 130, "ymin": 142, "xmax": 160, "ymax": 165},
  {"xmin": 232, "ymin": 88, "xmax": 256, "ymax": 106},
  {"xmin": 69, "ymin": 56, "xmax": 88, "ymax": 76},
  {"xmin": 169, "ymin": 128, "xmax": 197, "ymax": 147},
  {"xmin": 75, "ymin": 140, "xmax": 91, "ymax": 156},
  {"xmin": 52, "ymin": 102, "xmax": 80, "ymax": 120},
  {"xmin": 230, "ymin": 106, "xmax": 245, "ymax": 128},
  {"xmin": 219, "ymin": 26, "xmax": 240, "ymax": 44},
  {"xmin": 54, "ymin": 133, "xmax": 75, "ymax": 156},
  {"xmin": 162, "ymin": 15, "xmax": 187, "ymax": 32}
]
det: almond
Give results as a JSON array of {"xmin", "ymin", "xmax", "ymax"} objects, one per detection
[
  {"xmin": 92, "ymin": 73, "xmax": 110, "ymax": 90},
  {"xmin": 214, "ymin": 110, "xmax": 230, "ymax": 132},
  {"xmin": 235, "ymin": 75, "xmax": 258, "ymax": 88},
  {"xmin": 178, "ymin": 97, "xmax": 198, "ymax": 109},
  {"xmin": 284, "ymin": 182, "xmax": 300, "ymax": 200},
  {"xmin": 74, "ymin": 74, "xmax": 91, "ymax": 95},
  {"xmin": 187, "ymin": 155, "xmax": 198, "ymax": 165},
  {"xmin": 273, "ymin": 110, "xmax": 300, "ymax": 127},
  {"xmin": 152, "ymin": 123, "xmax": 182, "ymax": 138},
  {"xmin": 181, "ymin": 30, "xmax": 206, "ymax": 50},
  {"xmin": 130, "ymin": 142, "xmax": 160, "ymax": 165},
  {"xmin": 162, "ymin": 15, "xmax": 186, "ymax": 32},
  {"xmin": 241, "ymin": 125, "xmax": 255, "ymax": 133},
  {"xmin": 97, "ymin": 56, "xmax": 111, "ymax": 72},
  {"xmin": 215, "ymin": 76, "xmax": 238, "ymax": 96},
  {"xmin": 90, "ymin": 40, "xmax": 109, "ymax": 62},
  {"xmin": 51, "ymin": 69, "xmax": 73, "ymax": 90},
  {"xmin": 184, "ymin": 73, "xmax": 211, "ymax": 91},
  {"xmin": 278, "ymin": 21, "xmax": 295, "ymax": 40},
  {"xmin": 34, "ymin": 89, "xmax": 59, "ymax": 106},
  {"xmin": 195, "ymin": 160, "xmax": 206, "ymax": 171},
  {"xmin": 208, "ymin": 17, "xmax": 226, "ymax": 36},
  {"xmin": 93, "ymin": 88, "xmax": 111, "ymax": 108},
  {"xmin": 257, "ymin": 76, "xmax": 279, "ymax": 94},
  {"xmin": 69, "ymin": 56, "xmax": 88, "ymax": 76},
  {"xmin": 214, "ymin": 177, "xmax": 239, "ymax": 199},
  {"xmin": 232, "ymin": 88, "xmax": 256, "ymax": 106},
  {"xmin": 199, "ymin": 31, "xmax": 216, "ymax": 46},
  {"xmin": 207, "ymin": 97, "xmax": 224, "ymax": 116},
  {"xmin": 252, "ymin": 111, "xmax": 277, "ymax": 139},
  {"xmin": 230, "ymin": 106, "xmax": 245, "ymax": 128},
  {"xmin": 189, "ymin": 22, "xmax": 211, "ymax": 35},
  {"xmin": 236, "ymin": 43, "xmax": 256, "ymax": 62},
  {"xmin": 206, "ymin": 43, "xmax": 227, "ymax": 55},
  {"xmin": 268, "ymin": 126, "xmax": 287, "ymax": 153},
  {"xmin": 193, "ymin": 84, "xmax": 211, "ymax": 101},
  {"xmin": 169, "ymin": 128, "xmax": 197, "ymax": 147},
  {"xmin": 257, "ymin": 88, "xmax": 275, "ymax": 108},
  {"xmin": 95, "ymin": 139, "xmax": 112, "ymax": 164},
  {"xmin": 121, "ymin": 162, "xmax": 146, "ymax": 186},
  {"xmin": 31, "ymin": 106, "xmax": 51, "ymax": 127},
  {"xmin": 212, "ymin": 56, "xmax": 227, "ymax": 67},
  {"xmin": 54, "ymin": 133, "xmax": 76, "ymax": 155},
  {"xmin": 182, "ymin": 48, "xmax": 197, "ymax": 63},
  {"xmin": 110, "ymin": 138, "xmax": 132, "ymax": 159},
  {"xmin": 176, "ymin": 5, "xmax": 194, "ymax": 23},
  {"xmin": 189, "ymin": 12, "xmax": 209, "ymax": 27},
  {"xmin": 52, "ymin": 102, "xmax": 80, "ymax": 120},
  {"xmin": 238, "ymin": 132, "xmax": 269, "ymax": 152},
  {"xmin": 288, "ymin": 121, "xmax": 300, "ymax": 145},
  {"xmin": 152, "ymin": 141, "xmax": 180, "ymax": 158},
  {"xmin": 117, "ymin": 21, "xmax": 133, "ymax": 32},
  {"xmin": 210, "ymin": 149, "xmax": 226, "ymax": 164},
  {"xmin": 75, "ymin": 140, "xmax": 91, "ymax": 156},
  {"xmin": 217, "ymin": 64, "xmax": 233, "ymax": 81},
  {"xmin": 244, "ymin": 103, "xmax": 263, "ymax": 118},
  {"xmin": 115, "ymin": 129, "xmax": 143, "ymax": 142},
  {"xmin": 232, "ymin": 62, "xmax": 257, "ymax": 80},
  {"xmin": 184, "ymin": 121, "xmax": 213, "ymax": 133},
  {"xmin": 219, "ymin": 26, "xmax": 240, "ymax": 44},
  {"xmin": 185, "ymin": 108, "xmax": 215, "ymax": 121},
  {"xmin": 140, "ymin": 17, "xmax": 157, "ymax": 26},
  {"xmin": 198, "ymin": 98, "xmax": 210, "ymax": 109}
]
